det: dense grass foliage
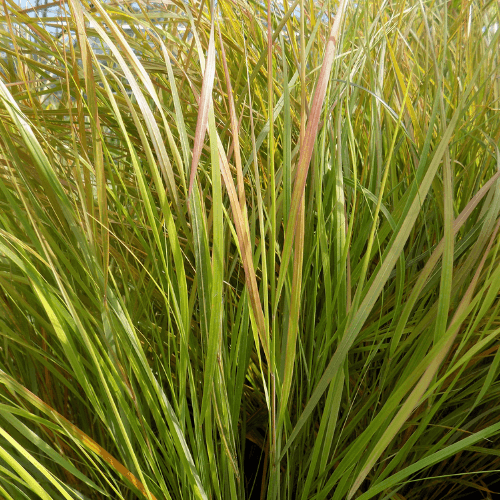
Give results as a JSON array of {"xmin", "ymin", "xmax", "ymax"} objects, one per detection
[{"xmin": 1, "ymin": 0, "xmax": 500, "ymax": 498}]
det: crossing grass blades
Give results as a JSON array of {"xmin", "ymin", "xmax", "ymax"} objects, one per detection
[{"xmin": 0, "ymin": 0, "xmax": 500, "ymax": 498}]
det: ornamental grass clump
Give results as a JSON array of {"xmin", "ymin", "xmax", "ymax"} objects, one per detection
[{"xmin": 0, "ymin": 0, "xmax": 500, "ymax": 498}]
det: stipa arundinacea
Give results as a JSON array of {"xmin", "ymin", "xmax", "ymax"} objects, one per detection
[{"xmin": 0, "ymin": 0, "xmax": 499, "ymax": 499}]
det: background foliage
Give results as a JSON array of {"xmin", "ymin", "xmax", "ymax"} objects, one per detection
[{"xmin": 1, "ymin": 0, "xmax": 500, "ymax": 498}]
